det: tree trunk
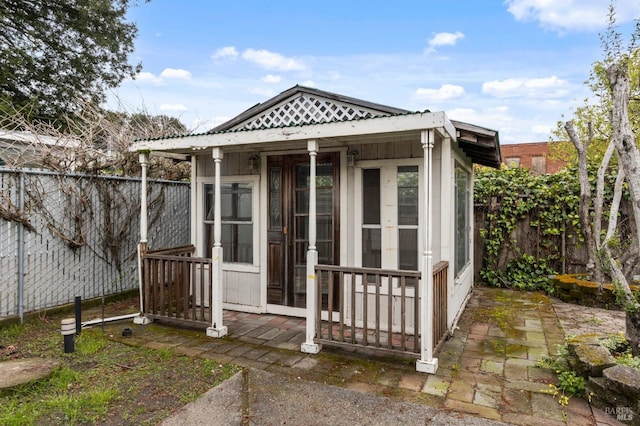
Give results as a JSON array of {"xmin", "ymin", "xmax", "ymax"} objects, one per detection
[
  {"xmin": 606, "ymin": 62, "xmax": 640, "ymax": 303},
  {"xmin": 565, "ymin": 121, "xmax": 597, "ymax": 278}
]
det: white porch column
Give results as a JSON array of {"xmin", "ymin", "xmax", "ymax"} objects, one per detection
[
  {"xmin": 302, "ymin": 140, "xmax": 321, "ymax": 354},
  {"xmin": 417, "ymin": 129, "xmax": 438, "ymax": 373},
  {"xmin": 134, "ymin": 151, "xmax": 153, "ymax": 325},
  {"xmin": 207, "ymin": 147, "xmax": 228, "ymax": 338}
]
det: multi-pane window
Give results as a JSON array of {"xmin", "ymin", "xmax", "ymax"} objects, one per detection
[
  {"xmin": 454, "ymin": 165, "xmax": 470, "ymax": 276},
  {"xmin": 204, "ymin": 182, "xmax": 253, "ymax": 263},
  {"xmin": 361, "ymin": 166, "xmax": 419, "ymax": 275}
]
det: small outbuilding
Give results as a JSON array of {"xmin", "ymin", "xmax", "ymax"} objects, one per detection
[{"xmin": 131, "ymin": 85, "xmax": 501, "ymax": 373}]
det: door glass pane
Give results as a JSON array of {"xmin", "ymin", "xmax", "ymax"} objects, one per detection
[
  {"xmin": 317, "ymin": 216, "xmax": 332, "ymax": 240},
  {"xmin": 296, "ymin": 165, "xmax": 309, "ymax": 188},
  {"xmin": 317, "ymin": 189, "xmax": 332, "ymax": 214},
  {"xmin": 398, "ymin": 166, "xmax": 418, "ymax": 226},
  {"xmin": 317, "ymin": 242, "xmax": 333, "ymax": 264},
  {"xmin": 296, "ymin": 216, "xmax": 309, "ymax": 240},
  {"xmin": 363, "ymin": 169, "xmax": 380, "ymax": 225},
  {"xmin": 295, "ymin": 241, "xmax": 309, "ymax": 263},
  {"xmin": 295, "ymin": 190, "xmax": 309, "ymax": 214},
  {"xmin": 269, "ymin": 168, "xmax": 282, "ymax": 228},
  {"xmin": 362, "ymin": 228, "xmax": 381, "ymax": 268},
  {"xmin": 398, "ymin": 229, "xmax": 417, "ymax": 270},
  {"xmin": 317, "ymin": 163, "xmax": 333, "ymax": 187}
]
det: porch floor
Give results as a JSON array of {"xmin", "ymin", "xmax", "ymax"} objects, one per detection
[{"xmin": 88, "ymin": 287, "xmax": 625, "ymax": 426}]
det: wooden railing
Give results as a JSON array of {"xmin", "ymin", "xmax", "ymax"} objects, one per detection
[
  {"xmin": 314, "ymin": 262, "xmax": 449, "ymax": 357},
  {"xmin": 141, "ymin": 245, "xmax": 213, "ymax": 327},
  {"xmin": 314, "ymin": 265, "xmax": 422, "ymax": 356},
  {"xmin": 432, "ymin": 261, "xmax": 448, "ymax": 352}
]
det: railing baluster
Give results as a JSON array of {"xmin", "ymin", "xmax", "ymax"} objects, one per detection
[
  {"xmin": 315, "ymin": 270, "xmax": 322, "ymax": 339},
  {"xmin": 328, "ymin": 270, "xmax": 334, "ymax": 341},
  {"xmin": 400, "ymin": 275, "xmax": 406, "ymax": 352},
  {"xmin": 375, "ymin": 273, "xmax": 380, "ymax": 348},
  {"xmin": 362, "ymin": 273, "xmax": 368, "ymax": 347},
  {"xmin": 159, "ymin": 258, "xmax": 166, "ymax": 317},
  {"xmin": 387, "ymin": 273, "xmax": 392, "ymax": 350},
  {"xmin": 350, "ymin": 271, "xmax": 356, "ymax": 344},
  {"xmin": 414, "ymin": 276, "xmax": 419, "ymax": 353},
  {"xmin": 339, "ymin": 270, "xmax": 344, "ymax": 343}
]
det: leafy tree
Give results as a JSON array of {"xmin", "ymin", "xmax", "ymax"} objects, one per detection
[
  {"xmin": 558, "ymin": 4, "xmax": 640, "ymax": 305},
  {"xmin": 0, "ymin": 0, "xmax": 145, "ymax": 120}
]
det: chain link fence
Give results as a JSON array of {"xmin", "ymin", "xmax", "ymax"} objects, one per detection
[{"xmin": 0, "ymin": 168, "xmax": 190, "ymax": 320}]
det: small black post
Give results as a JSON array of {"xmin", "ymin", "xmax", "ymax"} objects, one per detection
[{"xmin": 75, "ymin": 296, "xmax": 82, "ymax": 335}]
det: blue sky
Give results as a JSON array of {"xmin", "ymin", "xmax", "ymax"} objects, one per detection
[{"xmin": 107, "ymin": 0, "xmax": 640, "ymax": 144}]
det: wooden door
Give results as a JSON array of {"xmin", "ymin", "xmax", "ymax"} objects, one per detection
[{"xmin": 267, "ymin": 153, "xmax": 339, "ymax": 308}]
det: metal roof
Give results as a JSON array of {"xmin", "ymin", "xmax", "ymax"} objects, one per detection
[{"xmin": 133, "ymin": 85, "xmax": 501, "ymax": 168}]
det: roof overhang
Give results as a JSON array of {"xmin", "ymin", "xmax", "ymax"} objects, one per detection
[
  {"xmin": 131, "ymin": 111, "xmax": 457, "ymax": 154},
  {"xmin": 452, "ymin": 120, "xmax": 501, "ymax": 168}
]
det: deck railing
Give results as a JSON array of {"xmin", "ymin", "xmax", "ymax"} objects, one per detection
[
  {"xmin": 141, "ymin": 245, "xmax": 213, "ymax": 327},
  {"xmin": 432, "ymin": 261, "xmax": 449, "ymax": 353},
  {"xmin": 314, "ymin": 261, "xmax": 449, "ymax": 357}
]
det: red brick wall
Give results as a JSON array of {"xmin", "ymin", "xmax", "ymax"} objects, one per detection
[{"xmin": 501, "ymin": 142, "xmax": 568, "ymax": 174}]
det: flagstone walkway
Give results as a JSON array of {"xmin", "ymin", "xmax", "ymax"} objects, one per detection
[{"xmin": 93, "ymin": 287, "xmax": 627, "ymax": 425}]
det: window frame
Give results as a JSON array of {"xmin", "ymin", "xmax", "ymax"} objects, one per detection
[
  {"xmin": 201, "ymin": 175, "xmax": 260, "ymax": 270},
  {"xmin": 454, "ymin": 161, "xmax": 471, "ymax": 278},
  {"xmin": 354, "ymin": 159, "xmax": 422, "ymax": 293}
]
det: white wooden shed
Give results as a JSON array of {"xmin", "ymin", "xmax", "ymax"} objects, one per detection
[{"xmin": 131, "ymin": 85, "xmax": 501, "ymax": 373}]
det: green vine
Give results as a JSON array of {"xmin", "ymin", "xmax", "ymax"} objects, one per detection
[{"xmin": 475, "ymin": 166, "xmax": 582, "ymax": 292}]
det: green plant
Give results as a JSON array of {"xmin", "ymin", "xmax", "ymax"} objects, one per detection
[
  {"xmin": 556, "ymin": 370, "xmax": 586, "ymax": 396},
  {"xmin": 616, "ymin": 353, "xmax": 640, "ymax": 369}
]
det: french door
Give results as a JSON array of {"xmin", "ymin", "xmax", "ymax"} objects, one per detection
[{"xmin": 267, "ymin": 153, "xmax": 339, "ymax": 308}]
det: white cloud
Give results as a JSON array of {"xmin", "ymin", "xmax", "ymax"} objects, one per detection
[
  {"xmin": 482, "ymin": 76, "xmax": 569, "ymax": 98},
  {"xmin": 262, "ymin": 74, "xmax": 281, "ymax": 84},
  {"xmin": 160, "ymin": 103, "xmax": 188, "ymax": 112},
  {"xmin": 532, "ymin": 124, "xmax": 554, "ymax": 134},
  {"xmin": 505, "ymin": 0, "xmax": 640, "ymax": 32},
  {"xmin": 425, "ymin": 31, "xmax": 464, "ymax": 53},
  {"xmin": 415, "ymin": 84, "xmax": 465, "ymax": 101},
  {"xmin": 160, "ymin": 68, "xmax": 192, "ymax": 80},
  {"xmin": 133, "ymin": 72, "xmax": 163, "ymax": 85},
  {"xmin": 242, "ymin": 49, "xmax": 306, "ymax": 71},
  {"xmin": 301, "ymin": 80, "xmax": 316, "ymax": 87},
  {"xmin": 249, "ymin": 87, "xmax": 277, "ymax": 97},
  {"xmin": 212, "ymin": 46, "xmax": 239, "ymax": 60}
]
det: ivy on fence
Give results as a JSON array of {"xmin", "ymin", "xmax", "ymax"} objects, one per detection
[{"xmin": 474, "ymin": 166, "xmax": 582, "ymax": 292}]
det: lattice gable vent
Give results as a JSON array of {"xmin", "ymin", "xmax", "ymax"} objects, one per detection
[{"xmin": 232, "ymin": 94, "xmax": 390, "ymax": 130}]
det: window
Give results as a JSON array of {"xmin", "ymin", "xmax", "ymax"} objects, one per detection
[
  {"xmin": 505, "ymin": 157, "xmax": 520, "ymax": 168},
  {"xmin": 360, "ymin": 165, "xmax": 419, "ymax": 275},
  {"xmin": 204, "ymin": 182, "xmax": 253, "ymax": 263},
  {"xmin": 362, "ymin": 168, "xmax": 381, "ymax": 268},
  {"xmin": 397, "ymin": 166, "xmax": 418, "ymax": 271},
  {"xmin": 531, "ymin": 156, "xmax": 546, "ymax": 175},
  {"xmin": 454, "ymin": 164, "xmax": 470, "ymax": 276}
]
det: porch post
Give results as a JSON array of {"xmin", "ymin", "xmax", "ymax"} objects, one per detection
[
  {"xmin": 302, "ymin": 140, "xmax": 321, "ymax": 354},
  {"xmin": 207, "ymin": 147, "xmax": 228, "ymax": 338},
  {"xmin": 417, "ymin": 129, "xmax": 438, "ymax": 373},
  {"xmin": 134, "ymin": 151, "xmax": 153, "ymax": 325}
]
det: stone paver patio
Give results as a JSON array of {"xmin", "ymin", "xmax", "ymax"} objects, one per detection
[{"xmin": 90, "ymin": 287, "xmax": 627, "ymax": 425}]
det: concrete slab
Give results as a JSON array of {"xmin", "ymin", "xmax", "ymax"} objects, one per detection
[{"xmin": 0, "ymin": 358, "xmax": 60, "ymax": 389}]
